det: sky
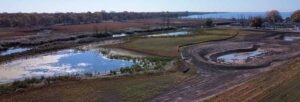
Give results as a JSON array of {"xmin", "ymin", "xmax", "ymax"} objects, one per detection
[{"xmin": 0, "ymin": 0, "xmax": 299, "ymax": 13}]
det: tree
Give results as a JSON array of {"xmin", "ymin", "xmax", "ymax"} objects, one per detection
[
  {"xmin": 0, "ymin": 12, "xmax": 189, "ymax": 28},
  {"xmin": 250, "ymin": 16, "xmax": 263, "ymax": 28},
  {"xmin": 291, "ymin": 10, "xmax": 300, "ymax": 23},
  {"xmin": 204, "ymin": 18, "xmax": 213, "ymax": 27},
  {"xmin": 266, "ymin": 10, "xmax": 283, "ymax": 24}
]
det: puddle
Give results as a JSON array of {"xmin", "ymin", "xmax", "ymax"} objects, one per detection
[
  {"xmin": 147, "ymin": 31, "xmax": 190, "ymax": 37},
  {"xmin": 0, "ymin": 48, "xmax": 136, "ymax": 84},
  {"xmin": 113, "ymin": 33, "xmax": 127, "ymax": 38},
  {"xmin": 0, "ymin": 48, "xmax": 30, "ymax": 56},
  {"xmin": 216, "ymin": 49, "xmax": 265, "ymax": 64},
  {"xmin": 284, "ymin": 36, "xmax": 300, "ymax": 41}
]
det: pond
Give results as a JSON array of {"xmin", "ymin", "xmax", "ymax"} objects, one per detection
[
  {"xmin": 0, "ymin": 48, "xmax": 138, "ymax": 84},
  {"xmin": 216, "ymin": 49, "xmax": 265, "ymax": 64},
  {"xmin": 284, "ymin": 36, "xmax": 300, "ymax": 41},
  {"xmin": 0, "ymin": 48, "xmax": 30, "ymax": 56},
  {"xmin": 113, "ymin": 33, "xmax": 127, "ymax": 38},
  {"xmin": 147, "ymin": 31, "xmax": 190, "ymax": 37}
]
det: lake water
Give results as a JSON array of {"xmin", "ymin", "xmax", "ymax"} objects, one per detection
[
  {"xmin": 217, "ymin": 49, "xmax": 265, "ymax": 64},
  {"xmin": 0, "ymin": 48, "xmax": 30, "ymax": 56},
  {"xmin": 181, "ymin": 12, "xmax": 292, "ymax": 19},
  {"xmin": 0, "ymin": 48, "xmax": 137, "ymax": 84},
  {"xmin": 147, "ymin": 31, "xmax": 190, "ymax": 37},
  {"xmin": 284, "ymin": 36, "xmax": 300, "ymax": 41}
]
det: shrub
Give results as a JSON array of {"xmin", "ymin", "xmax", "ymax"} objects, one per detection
[
  {"xmin": 110, "ymin": 70, "xmax": 117, "ymax": 75},
  {"xmin": 12, "ymin": 81, "xmax": 29, "ymax": 89}
]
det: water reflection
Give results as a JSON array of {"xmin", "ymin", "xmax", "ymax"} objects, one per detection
[
  {"xmin": 147, "ymin": 31, "xmax": 190, "ymax": 37},
  {"xmin": 0, "ymin": 49, "xmax": 135, "ymax": 84},
  {"xmin": 284, "ymin": 36, "xmax": 300, "ymax": 41},
  {"xmin": 217, "ymin": 49, "xmax": 265, "ymax": 64},
  {"xmin": 99, "ymin": 48, "xmax": 145, "ymax": 58},
  {"xmin": 0, "ymin": 48, "xmax": 30, "ymax": 56},
  {"xmin": 181, "ymin": 12, "xmax": 292, "ymax": 19},
  {"xmin": 113, "ymin": 33, "xmax": 127, "ymax": 38}
]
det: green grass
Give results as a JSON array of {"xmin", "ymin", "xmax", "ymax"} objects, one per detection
[{"xmin": 114, "ymin": 28, "xmax": 239, "ymax": 57}]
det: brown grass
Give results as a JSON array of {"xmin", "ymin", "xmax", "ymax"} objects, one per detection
[
  {"xmin": 206, "ymin": 58, "xmax": 300, "ymax": 102},
  {"xmin": 0, "ymin": 71, "xmax": 193, "ymax": 102}
]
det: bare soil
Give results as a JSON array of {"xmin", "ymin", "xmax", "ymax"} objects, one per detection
[{"xmin": 149, "ymin": 30, "xmax": 300, "ymax": 102}]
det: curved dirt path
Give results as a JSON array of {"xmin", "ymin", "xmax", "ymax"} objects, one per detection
[{"xmin": 150, "ymin": 31, "xmax": 300, "ymax": 102}]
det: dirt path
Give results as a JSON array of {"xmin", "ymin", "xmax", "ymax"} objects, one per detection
[{"xmin": 150, "ymin": 31, "xmax": 300, "ymax": 102}]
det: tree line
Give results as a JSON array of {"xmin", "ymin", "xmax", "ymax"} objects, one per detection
[
  {"xmin": 250, "ymin": 9, "xmax": 300, "ymax": 28},
  {"xmin": 0, "ymin": 11, "xmax": 189, "ymax": 28}
]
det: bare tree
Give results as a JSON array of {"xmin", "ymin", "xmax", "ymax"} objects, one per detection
[
  {"xmin": 266, "ymin": 10, "xmax": 283, "ymax": 24},
  {"xmin": 291, "ymin": 10, "xmax": 300, "ymax": 23},
  {"xmin": 0, "ymin": 12, "xmax": 188, "ymax": 28},
  {"xmin": 250, "ymin": 16, "xmax": 263, "ymax": 28}
]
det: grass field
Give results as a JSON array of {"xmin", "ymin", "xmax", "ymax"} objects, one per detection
[{"xmin": 113, "ymin": 28, "xmax": 240, "ymax": 57}]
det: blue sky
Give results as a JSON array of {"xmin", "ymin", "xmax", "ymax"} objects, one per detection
[{"xmin": 0, "ymin": 0, "xmax": 299, "ymax": 13}]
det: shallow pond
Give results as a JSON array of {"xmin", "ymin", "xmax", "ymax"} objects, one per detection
[
  {"xmin": 217, "ymin": 49, "xmax": 265, "ymax": 64},
  {"xmin": 0, "ymin": 48, "xmax": 30, "ymax": 56},
  {"xmin": 147, "ymin": 31, "xmax": 190, "ymax": 37},
  {"xmin": 113, "ymin": 33, "xmax": 127, "ymax": 38},
  {"xmin": 284, "ymin": 36, "xmax": 300, "ymax": 41},
  {"xmin": 0, "ymin": 48, "xmax": 137, "ymax": 84}
]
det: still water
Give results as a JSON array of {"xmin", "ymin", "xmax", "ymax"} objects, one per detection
[
  {"xmin": 0, "ymin": 48, "xmax": 138, "ymax": 84},
  {"xmin": 284, "ymin": 36, "xmax": 300, "ymax": 41},
  {"xmin": 217, "ymin": 49, "xmax": 265, "ymax": 64},
  {"xmin": 147, "ymin": 31, "xmax": 190, "ymax": 37},
  {"xmin": 182, "ymin": 12, "xmax": 292, "ymax": 19},
  {"xmin": 0, "ymin": 48, "xmax": 30, "ymax": 56}
]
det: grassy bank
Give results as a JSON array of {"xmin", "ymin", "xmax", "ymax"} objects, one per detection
[
  {"xmin": 113, "ymin": 28, "xmax": 240, "ymax": 57},
  {"xmin": 0, "ymin": 71, "xmax": 194, "ymax": 102}
]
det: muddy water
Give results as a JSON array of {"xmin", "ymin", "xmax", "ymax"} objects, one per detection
[
  {"xmin": 0, "ymin": 48, "xmax": 30, "ymax": 56},
  {"xmin": 147, "ymin": 31, "xmax": 190, "ymax": 37},
  {"xmin": 0, "ymin": 46, "xmax": 141, "ymax": 84},
  {"xmin": 217, "ymin": 49, "xmax": 265, "ymax": 64}
]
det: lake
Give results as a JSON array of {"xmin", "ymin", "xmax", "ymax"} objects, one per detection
[{"xmin": 181, "ymin": 12, "xmax": 292, "ymax": 19}]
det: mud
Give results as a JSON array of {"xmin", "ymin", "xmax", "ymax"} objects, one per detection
[{"xmin": 150, "ymin": 30, "xmax": 300, "ymax": 102}]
